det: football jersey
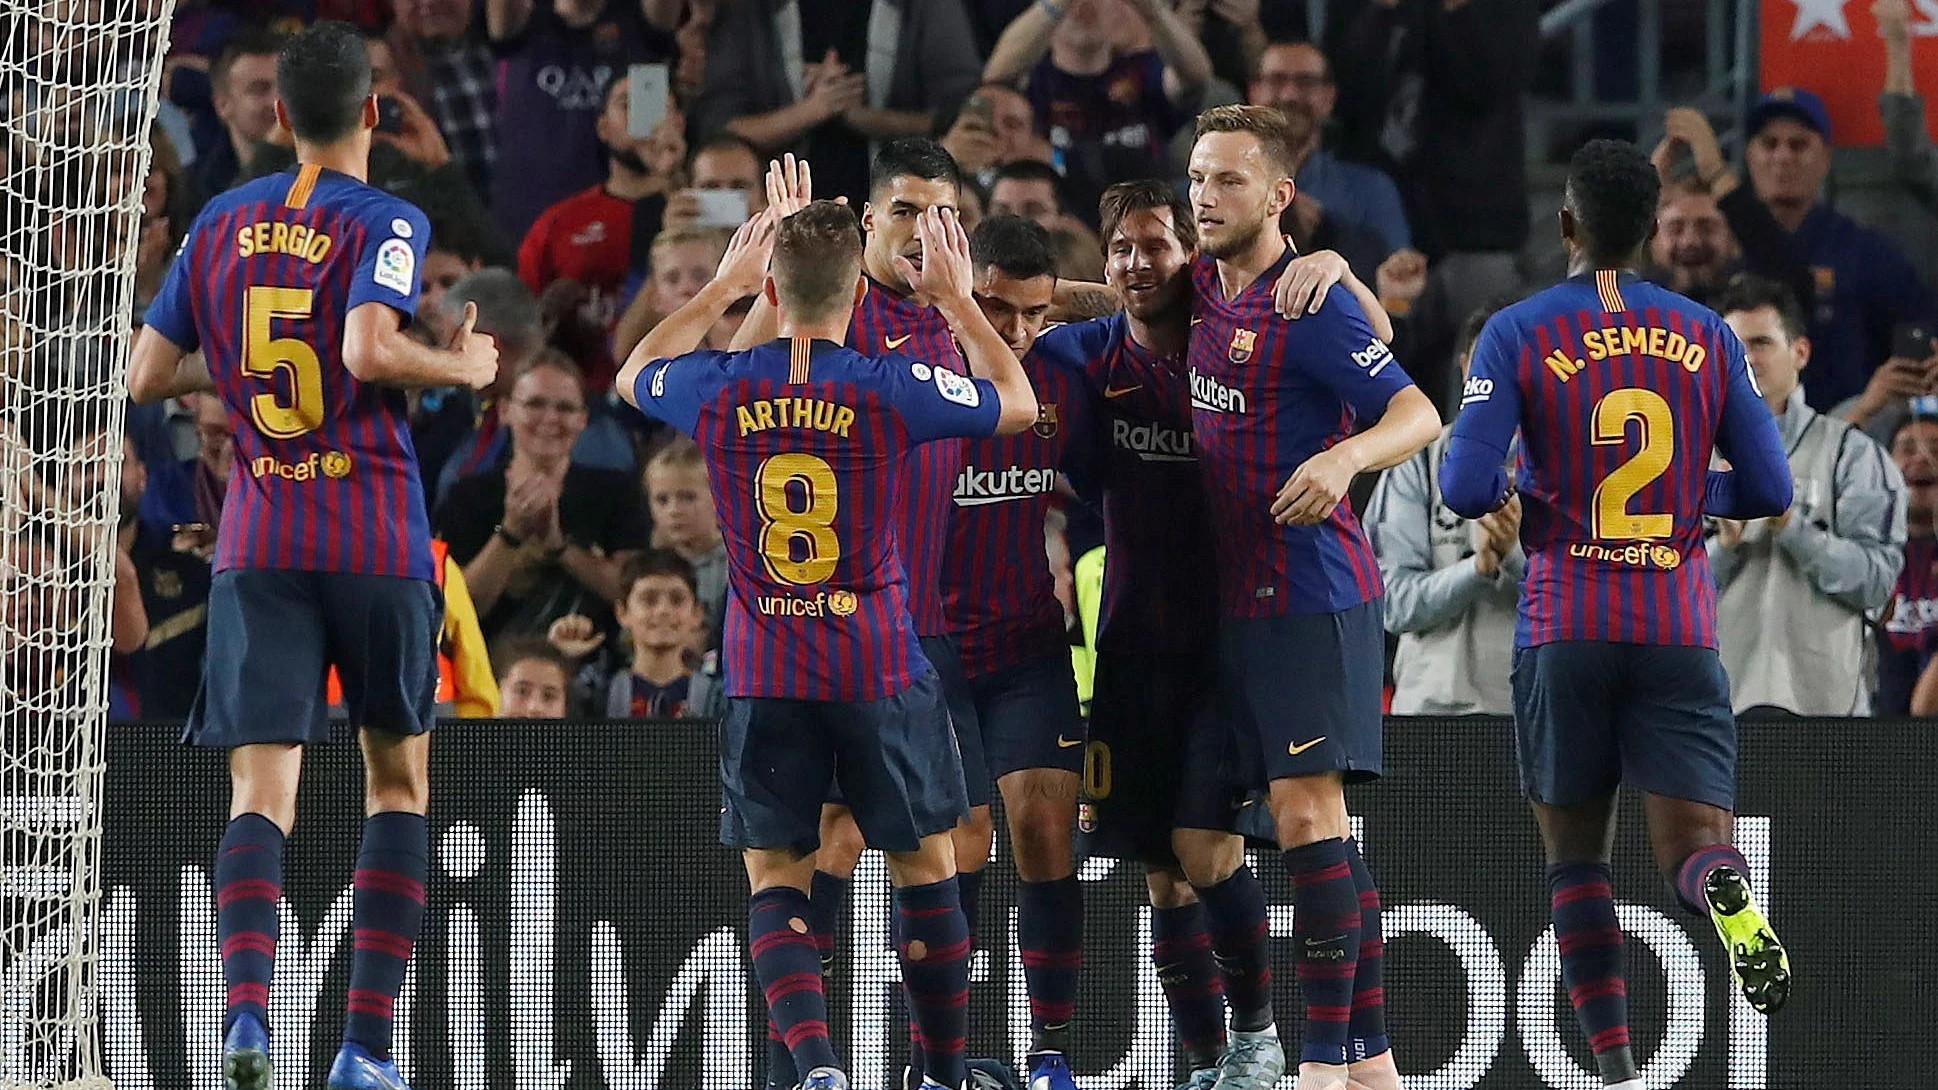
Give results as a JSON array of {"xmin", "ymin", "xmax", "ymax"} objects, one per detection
[
  {"xmin": 1187, "ymin": 250, "xmax": 1414, "ymax": 617},
  {"xmin": 144, "ymin": 163, "xmax": 436, "ymax": 581},
  {"xmin": 851, "ymin": 277, "xmax": 966, "ymax": 638},
  {"xmin": 939, "ymin": 324, "xmax": 1096, "ymax": 678},
  {"xmin": 1066, "ymin": 313, "xmax": 1216, "ymax": 656},
  {"xmin": 631, "ymin": 337, "xmax": 1000, "ymax": 700},
  {"xmin": 1443, "ymin": 269, "xmax": 1793, "ymax": 648}
]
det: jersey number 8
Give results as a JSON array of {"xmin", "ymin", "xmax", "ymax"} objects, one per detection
[
  {"xmin": 244, "ymin": 286, "xmax": 325, "ymax": 439},
  {"xmin": 756, "ymin": 452, "xmax": 840, "ymax": 585},
  {"xmin": 1591, "ymin": 387, "xmax": 1675, "ymax": 540}
]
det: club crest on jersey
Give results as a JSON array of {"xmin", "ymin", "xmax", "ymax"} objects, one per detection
[
  {"xmin": 1033, "ymin": 403, "xmax": 1059, "ymax": 438},
  {"xmin": 1228, "ymin": 328, "xmax": 1258, "ymax": 364}
]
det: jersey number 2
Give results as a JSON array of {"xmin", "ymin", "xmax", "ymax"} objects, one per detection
[
  {"xmin": 757, "ymin": 452, "xmax": 840, "ymax": 585},
  {"xmin": 244, "ymin": 286, "xmax": 324, "ymax": 439},
  {"xmin": 1591, "ymin": 388, "xmax": 1674, "ymax": 539}
]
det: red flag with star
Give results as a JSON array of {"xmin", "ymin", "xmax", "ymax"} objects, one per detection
[{"xmin": 1762, "ymin": 0, "xmax": 1938, "ymax": 145}]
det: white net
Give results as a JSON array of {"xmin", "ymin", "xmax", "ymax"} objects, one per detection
[{"xmin": 2, "ymin": 2, "xmax": 176, "ymax": 1087}]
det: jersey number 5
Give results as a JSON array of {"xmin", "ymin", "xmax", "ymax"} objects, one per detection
[
  {"xmin": 757, "ymin": 452, "xmax": 840, "ymax": 585},
  {"xmin": 1591, "ymin": 387, "xmax": 1674, "ymax": 539},
  {"xmin": 244, "ymin": 286, "xmax": 325, "ymax": 439}
]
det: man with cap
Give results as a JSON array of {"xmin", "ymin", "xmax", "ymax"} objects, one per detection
[{"xmin": 1743, "ymin": 86, "xmax": 1934, "ymax": 413}]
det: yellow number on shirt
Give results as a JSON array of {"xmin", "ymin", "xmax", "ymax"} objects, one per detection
[
  {"xmin": 1591, "ymin": 387, "xmax": 1675, "ymax": 539},
  {"xmin": 1083, "ymin": 740, "xmax": 1113, "ymax": 800},
  {"xmin": 756, "ymin": 452, "xmax": 840, "ymax": 585},
  {"xmin": 243, "ymin": 286, "xmax": 325, "ymax": 439}
]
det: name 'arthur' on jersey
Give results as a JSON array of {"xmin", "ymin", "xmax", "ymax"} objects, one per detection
[
  {"xmin": 142, "ymin": 164, "xmax": 436, "ymax": 581},
  {"xmin": 632, "ymin": 337, "xmax": 1001, "ymax": 701},
  {"xmin": 1187, "ymin": 251, "xmax": 1415, "ymax": 617}
]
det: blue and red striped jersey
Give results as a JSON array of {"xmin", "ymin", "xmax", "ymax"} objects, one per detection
[
  {"xmin": 851, "ymin": 278, "xmax": 966, "ymax": 638},
  {"xmin": 144, "ymin": 164, "xmax": 436, "ymax": 581},
  {"xmin": 630, "ymin": 337, "xmax": 1001, "ymax": 700},
  {"xmin": 938, "ymin": 323, "xmax": 1098, "ymax": 678},
  {"xmin": 1068, "ymin": 313, "xmax": 1216, "ymax": 656},
  {"xmin": 1187, "ymin": 251, "xmax": 1413, "ymax": 617},
  {"xmin": 1442, "ymin": 269, "xmax": 1793, "ymax": 648}
]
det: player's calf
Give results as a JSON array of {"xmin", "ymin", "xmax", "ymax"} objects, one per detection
[
  {"xmin": 745, "ymin": 854, "xmax": 842, "ymax": 1082},
  {"xmin": 1146, "ymin": 869, "xmax": 1226, "ymax": 1079},
  {"xmin": 886, "ymin": 837, "xmax": 973, "ymax": 1090},
  {"xmin": 1548, "ymin": 861, "xmax": 1638, "ymax": 1086}
]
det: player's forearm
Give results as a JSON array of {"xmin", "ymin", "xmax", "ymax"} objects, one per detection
[
  {"xmin": 618, "ymin": 280, "xmax": 742, "ymax": 408},
  {"xmin": 1340, "ymin": 270, "xmax": 1394, "ymax": 343},
  {"xmin": 1336, "ymin": 385, "xmax": 1440, "ymax": 475},
  {"xmin": 1440, "ymin": 435, "xmax": 1511, "ymax": 519},
  {"xmin": 110, "ymin": 555, "xmax": 149, "ymax": 655},
  {"xmin": 127, "ymin": 329, "xmax": 210, "ymax": 404},
  {"xmin": 1051, "ymin": 280, "xmax": 1121, "ymax": 322},
  {"xmin": 935, "ymin": 294, "xmax": 1038, "ymax": 434},
  {"xmin": 983, "ymin": 2, "xmax": 1058, "ymax": 84},
  {"xmin": 343, "ymin": 319, "xmax": 474, "ymax": 389}
]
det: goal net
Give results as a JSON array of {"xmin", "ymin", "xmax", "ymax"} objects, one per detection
[{"xmin": 3, "ymin": 2, "xmax": 177, "ymax": 1087}]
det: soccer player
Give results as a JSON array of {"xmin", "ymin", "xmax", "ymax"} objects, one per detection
[
  {"xmin": 1440, "ymin": 139, "xmax": 1794, "ymax": 1090},
  {"xmin": 1184, "ymin": 104, "xmax": 1442, "ymax": 1090},
  {"xmin": 127, "ymin": 21, "xmax": 499, "ymax": 1090},
  {"xmin": 617, "ymin": 199, "xmax": 1038, "ymax": 1090}
]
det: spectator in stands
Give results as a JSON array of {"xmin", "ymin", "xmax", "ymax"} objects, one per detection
[
  {"xmin": 1174, "ymin": 0, "xmax": 1269, "ymax": 90},
  {"xmin": 1249, "ymin": 39, "xmax": 1409, "ymax": 256},
  {"xmin": 641, "ymin": 436, "xmax": 726, "ymax": 646},
  {"xmin": 1647, "ymin": 109, "xmax": 1815, "ymax": 315},
  {"xmin": 941, "ymin": 83, "xmax": 1060, "ymax": 189},
  {"xmin": 1740, "ymin": 87, "xmax": 1935, "ymax": 412},
  {"xmin": 186, "ymin": 28, "xmax": 282, "ymax": 209},
  {"xmin": 1327, "ymin": 0, "xmax": 1539, "ymax": 334},
  {"xmin": 1879, "ymin": 0, "xmax": 1938, "ymax": 216},
  {"xmin": 546, "ymin": 549, "xmax": 717, "ymax": 717},
  {"xmin": 493, "ymin": 637, "xmax": 575, "ymax": 718},
  {"xmin": 387, "ymin": 0, "xmax": 500, "ymax": 197},
  {"xmin": 518, "ymin": 78, "xmax": 686, "ymax": 392},
  {"xmin": 247, "ymin": 29, "xmax": 508, "ymax": 264},
  {"xmin": 1366, "ymin": 300, "xmax": 1518, "ymax": 715},
  {"xmin": 113, "ymin": 430, "xmax": 210, "ymax": 720},
  {"xmin": 439, "ymin": 355, "xmax": 651, "ymax": 642},
  {"xmin": 984, "ymin": 0, "xmax": 1211, "ymax": 223},
  {"xmin": 1880, "ymin": 414, "xmax": 1938, "ymax": 714},
  {"xmin": 987, "ymin": 159, "xmax": 1104, "ymax": 267},
  {"xmin": 134, "ymin": 127, "xmax": 192, "ymax": 323},
  {"xmin": 611, "ymin": 226, "xmax": 731, "ymax": 363},
  {"xmin": 660, "ymin": 133, "xmax": 767, "ymax": 235},
  {"xmin": 485, "ymin": 0, "xmax": 680, "ymax": 242},
  {"xmin": 695, "ymin": 0, "xmax": 983, "ymax": 206},
  {"xmin": 1711, "ymin": 276, "xmax": 1905, "ymax": 716},
  {"xmin": 422, "ymin": 271, "xmax": 637, "ymax": 502},
  {"xmin": 416, "ymin": 217, "xmax": 488, "ymax": 344}
]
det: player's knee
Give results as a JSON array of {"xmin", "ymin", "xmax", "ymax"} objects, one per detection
[
  {"xmin": 884, "ymin": 833, "xmax": 957, "ymax": 888},
  {"xmin": 1173, "ymin": 829, "xmax": 1243, "ymax": 888},
  {"xmin": 816, "ymin": 808, "xmax": 866, "ymax": 877},
  {"xmin": 1006, "ymin": 800, "xmax": 1074, "ymax": 880},
  {"xmin": 952, "ymin": 807, "xmax": 995, "ymax": 872},
  {"xmin": 1268, "ymin": 775, "xmax": 1345, "ymax": 847},
  {"xmin": 1145, "ymin": 866, "xmax": 1196, "ymax": 909}
]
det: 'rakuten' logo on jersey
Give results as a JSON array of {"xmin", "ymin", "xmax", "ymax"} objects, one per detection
[
  {"xmin": 1352, "ymin": 337, "xmax": 1395, "ymax": 377},
  {"xmin": 1189, "ymin": 368, "xmax": 1248, "ymax": 414},
  {"xmin": 1111, "ymin": 418, "xmax": 1194, "ymax": 462},
  {"xmin": 1462, "ymin": 375, "xmax": 1495, "ymax": 406},
  {"xmin": 953, "ymin": 465, "xmax": 1059, "ymax": 506}
]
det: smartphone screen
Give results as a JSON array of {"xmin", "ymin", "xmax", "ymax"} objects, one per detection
[
  {"xmin": 376, "ymin": 96, "xmax": 404, "ymax": 134},
  {"xmin": 1894, "ymin": 321, "xmax": 1934, "ymax": 361},
  {"xmin": 691, "ymin": 188, "xmax": 750, "ymax": 228},
  {"xmin": 627, "ymin": 64, "xmax": 670, "ymax": 139}
]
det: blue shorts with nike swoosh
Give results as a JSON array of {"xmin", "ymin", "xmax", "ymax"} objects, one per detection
[
  {"xmin": 962, "ymin": 650, "xmax": 1086, "ymax": 782},
  {"xmin": 1220, "ymin": 599, "xmax": 1385, "ymax": 784}
]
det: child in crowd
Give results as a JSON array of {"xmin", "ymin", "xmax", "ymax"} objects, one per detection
[
  {"xmin": 547, "ymin": 549, "xmax": 720, "ymax": 718},
  {"xmin": 492, "ymin": 638, "xmax": 574, "ymax": 720},
  {"xmin": 643, "ymin": 436, "xmax": 726, "ymax": 649}
]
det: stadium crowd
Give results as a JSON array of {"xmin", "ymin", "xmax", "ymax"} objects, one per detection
[{"xmin": 7, "ymin": 0, "xmax": 1930, "ymax": 724}]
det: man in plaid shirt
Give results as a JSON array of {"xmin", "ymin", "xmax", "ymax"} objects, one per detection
[{"xmin": 392, "ymin": 0, "xmax": 499, "ymax": 197}]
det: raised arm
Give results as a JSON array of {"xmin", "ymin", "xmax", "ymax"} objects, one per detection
[
  {"xmin": 484, "ymin": 0, "xmax": 533, "ymax": 42},
  {"xmin": 343, "ymin": 301, "xmax": 499, "ymax": 390},
  {"xmin": 983, "ymin": 0, "xmax": 1061, "ymax": 86},
  {"xmin": 1707, "ymin": 330, "xmax": 1795, "ymax": 518},
  {"xmin": 616, "ymin": 211, "xmax": 777, "ymax": 407},
  {"xmin": 903, "ymin": 206, "xmax": 1039, "ymax": 434},
  {"xmin": 1126, "ymin": 0, "xmax": 1212, "ymax": 99},
  {"xmin": 1440, "ymin": 319, "xmax": 1522, "ymax": 518}
]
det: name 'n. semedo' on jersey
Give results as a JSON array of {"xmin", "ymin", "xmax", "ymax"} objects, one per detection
[
  {"xmin": 1441, "ymin": 270, "xmax": 1793, "ymax": 648},
  {"xmin": 631, "ymin": 336, "xmax": 1002, "ymax": 701}
]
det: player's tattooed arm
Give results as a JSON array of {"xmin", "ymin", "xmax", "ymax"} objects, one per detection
[
  {"xmin": 617, "ymin": 210, "xmax": 778, "ymax": 407},
  {"xmin": 1049, "ymin": 280, "xmax": 1123, "ymax": 323},
  {"xmin": 127, "ymin": 331, "xmax": 213, "ymax": 404}
]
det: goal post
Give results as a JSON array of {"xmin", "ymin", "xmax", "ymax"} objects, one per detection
[{"xmin": 3, "ymin": 2, "xmax": 178, "ymax": 1088}]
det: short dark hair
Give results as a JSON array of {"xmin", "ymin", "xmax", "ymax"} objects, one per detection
[
  {"xmin": 491, "ymin": 637, "xmax": 570, "ymax": 682},
  {"xmin": 688, "ymin": 132, "xmax": 761, "ymax": 170},
  {"xmin": 1457, "ymin": 295, "xmax": 1520, "ymax": 362},
  {"xmin": 970, "ymin": 214, "xmax": 1058, "ymax": 282},
  {"xmin": 1715, "ymin": 274, "xmax": 1807, "ymax": 342},
  {"xmin": 212, "ymin": 27, "xmax": 287, "ymax": 92},
  {"xmin": 1564, "ymin": 139, "xmax": 1661, "ymax": 261},
  {"xmin": 618, "ymin": 548, "xmax": 700, "ymax": 603},
  {"xmin": 869, "ymin": 137, "xmax": 964, "ymax": 200},
  {"xmin": 773, "ymin": 200, "xmax": 864, "ymax": 320},
  {"xmin": 276, "ymin": 21, "xmax": 371, "ymax": 144},
  {"xmin": 1192, "ymin": 103, "xmax": 1298, "ymax": 178},
  {"xmin": 1098, "ymin": 179, "xmax": 1196, "ymax": 252},
  {"xmin": 993, "ymin": 159, "xmax": 1063, "ymax": 191}
]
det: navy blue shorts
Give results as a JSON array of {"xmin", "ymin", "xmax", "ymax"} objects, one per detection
[
  {"xmin": 1220, "ymin": 600, "xmax": 1385, "ymax": 784},
  {"xmin": 1082, "ymin": 651, "xmax": 1273, "ymax": 864},
  {"xmin": 186, "ymin": 569, "xmax": 442, "ymax": 748},
  {"xmin": 1511, "ymin": 642, "xmax": 1736, "ymax": 810},
  {"xmin": 719, "ymin": 672, "xmax": 970, "ymax": 856},
  {"xmin": 960, "ymin": 651, "xmax": 1085, "ymax": 783},
  {"xmin": 924, "ymin": 634, "xmax": 990, "ymax": 808}
]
